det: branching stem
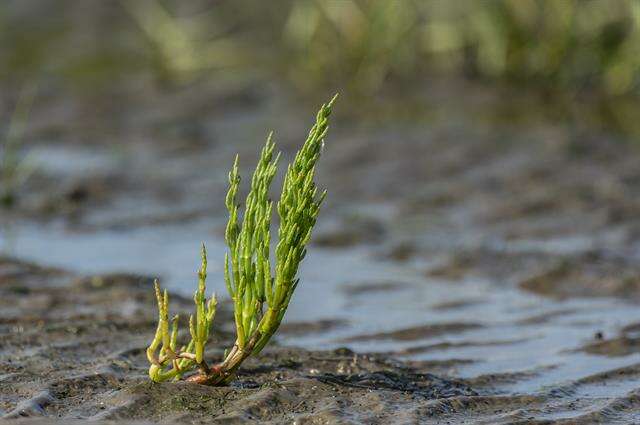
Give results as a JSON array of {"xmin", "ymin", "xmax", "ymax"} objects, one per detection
[{"xmin": 147, "ymin": 96, "xmax": 336, "ymax": 385}]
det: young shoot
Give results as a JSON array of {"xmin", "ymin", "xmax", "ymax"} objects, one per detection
[{"xmin": 148, "ymin": 95, "xmax": 336, "ymax": 385}]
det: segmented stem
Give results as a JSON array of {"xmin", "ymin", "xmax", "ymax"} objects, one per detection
[{"xmin": 147, "ymin": 95, "xmax": 336, "ymax": 385}]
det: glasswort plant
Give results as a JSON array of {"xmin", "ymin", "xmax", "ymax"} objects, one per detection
[{"xmin": 147, "ymin": 95, "xmax": 336, "ymax": 385}]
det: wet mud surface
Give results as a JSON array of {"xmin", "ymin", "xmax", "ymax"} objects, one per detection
[
  {"xmin": 0, "ymin": 259, "xmax": 478, "ymax": 423},
  {"xmin": 3, "ymin": 74, "xmax": 640, "ymax": 422}
]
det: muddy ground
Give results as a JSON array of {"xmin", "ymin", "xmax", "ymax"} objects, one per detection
[
  {"xmin": 3, "ymin": 43, "xmax": 640, "ymax": 423},
  {"xmin": 2, "ymin": 253, "xmax": 638, "ymax": 424},
  {"xmin": 0, "ymin": 258, "xmax": 480, "ymax": 423}
]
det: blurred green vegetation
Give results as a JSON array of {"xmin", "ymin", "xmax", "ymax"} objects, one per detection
[
  {"xmin": 1, "ymin": 85, "xmax": 36, "ymax": 208},
  {"xmin": 262, "ymin": 0, "xmax": 640, "ymax": 98},
  {"xmin": 2, "ymin": 1, "xmax": 640, "ymax": 119}
]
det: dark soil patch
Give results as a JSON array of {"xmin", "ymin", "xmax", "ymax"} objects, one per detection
[
  {"xmin": 341, "ymin": 323, "xmax": 482, "ymax": 343},
  {"xmin": 518, "ymin": 252, "xmax": 640, "ymax": 300}
]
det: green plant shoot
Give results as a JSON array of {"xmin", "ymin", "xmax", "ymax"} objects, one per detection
[{"xmin": 147, "ymin": 95, "xmax": 336, "ymax": 385}]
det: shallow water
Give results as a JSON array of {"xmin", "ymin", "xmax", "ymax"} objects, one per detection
[{"xmin": 4, "ymin": 209, "xmax": 640, "ymax": 400}]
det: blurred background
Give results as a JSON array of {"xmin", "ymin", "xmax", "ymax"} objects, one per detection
[
  {"xmin": 4, "ymin": 0, "xmax": 640, "ymax": 402},
  {"xmin": 4, "ymin": 0, "xmax": 640, "ymax": 134}
]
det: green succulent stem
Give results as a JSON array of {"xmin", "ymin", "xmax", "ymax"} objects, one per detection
[{"xmin": 147, "ymin": 95, "xmax": 336, "ymax": 385}]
